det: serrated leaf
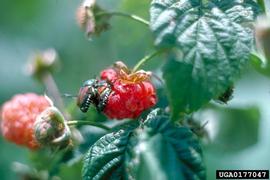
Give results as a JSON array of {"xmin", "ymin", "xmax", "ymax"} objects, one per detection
[
  {"xmin": 125, "ymin": 109, "xmax": 205, "ymax": 180},
  {"xmin": 163, "ymin": 57, "xmax": 214, "ymax": 120},
  {"xmin": 151, "ymin": 0, "xmax": 260, "ymax": 120},
  {"xmin": 150, "ymin": 0, "xmax": 259, "ymax": 47},
  {"xmin": 82, "ymin": 122, "xmax": 137, "ymax": 180},
  {"xmin": 126, "ymin": 133, "xmax": 185, "ymax": 180},
  {"xmin": 82, "ymin": 109, "xmax": 205, "ymax": 180}
]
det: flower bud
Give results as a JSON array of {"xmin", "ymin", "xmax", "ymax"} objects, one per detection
[
  {"xmin": 34, "ymin": 107, "xmax": 71, "ymax": 149},
  {"xmin": 76, "ymin": 0, "xmax": 111, "ymax": 38},
  {"xmin": 26, "ymin": 49, "xmax": 59, "ymax": 80}
]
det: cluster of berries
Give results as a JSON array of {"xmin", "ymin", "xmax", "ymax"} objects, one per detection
[
  {"xmin": 1, "ymin": 94, "xmax": 71, "ymax": 150},
  {"xmin": 0, "ymin": 62, "xmax": 157, "ymax": 149}
]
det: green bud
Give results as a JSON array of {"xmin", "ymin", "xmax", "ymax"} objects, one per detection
[
  {"xmin": 34, "ymin": 107, "xmax": 71, "ymax": 149},
  {"xmin": 27, "ymin": 49, "xmax": 59, "ymax": 80}
]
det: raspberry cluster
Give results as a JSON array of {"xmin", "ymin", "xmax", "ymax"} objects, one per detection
[
  {"xmin": 1, "ymin": 93, "xmax": 50, "ymax": 149},
  {"xmin": 100, "ymin": 63, "xmax": 157, "ymax": 119}
]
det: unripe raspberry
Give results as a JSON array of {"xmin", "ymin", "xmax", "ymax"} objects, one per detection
[
  {"xmin": 34, "ymin": 107, "xmax": 71, "ymax": 149},
  {"xmin": 100, "ymin": 62, "xmax": 157, "ymax": 119},
  {"xmin": 1, "ymin": 93, "xmax": 51, "ymax": 150}
]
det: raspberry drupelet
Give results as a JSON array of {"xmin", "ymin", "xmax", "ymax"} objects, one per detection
[
  {"xmin": 1, "ymin": 93, "xmax": 50, "ymax": 149},
  {"xmin": 100, "ymin": 61, "xmax": 157, "ymax": 119}
]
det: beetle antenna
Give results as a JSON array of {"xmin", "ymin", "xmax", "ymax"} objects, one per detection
[
  {"xmin": 200, "ymin": 120, "xmax": 209, "ymax": 129},
  {"xmin": 62, "ymin": 93, "xmax": 77, "ymax": 99},
  {"xmin": 151, "ymin": 73, "xmax": 164, "ymax": 85}
]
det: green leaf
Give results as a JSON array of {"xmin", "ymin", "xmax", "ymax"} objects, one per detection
[
  {"xmin": 150, "ymin": 0, "xmax": 259, "ymax": 47},
  {"xmin": 58, "ymin": 160, "xmax": 83, "ymax": 180},
  {"xmin": 163, "ymin": 56, "xmax": 213, "ymax": 120},
  {"xmin": 126, "ymin": 133, "xmax": 185, "ymax": 180},
  {"xmin": 250, "ymin": 53, "xmax": 270, "ymax": 77},
  {"xmin": 82, "ymin": 122, "xmax": 138, "ymax": 180},
  {"xmin": 151, "ymin": 0, "xmax": 260, "ymax": 120},
  {"xmin": 208, "ymin": 105, "xmax": 260, "ymax": 152},
  {"xmin": 82, "ymin": 109, "xmax": 206, "ymax": 180},
  {"xmin": 78, "ymin": 126, "xmax": 107, "ymax": 154},
  {"xmin": 126, "ymin": 109, "xmax": 205, "ymax": 180},
  {"xmin": 257, "ymin": 0, "xmax": 270, "ymax": 14}
]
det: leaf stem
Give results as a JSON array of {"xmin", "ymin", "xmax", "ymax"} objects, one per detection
[
  {"xmin": 96, "ymin": 11, "xmax": 149, "ymax": 26},
  {"xmin": 132, "ymin": 50, "xmax": 164, "ymax": 72},
  {"xmin": 67, "ymin": 120, "xmax": 110, "ymax": 131}
]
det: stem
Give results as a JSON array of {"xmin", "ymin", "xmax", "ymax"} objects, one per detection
[
  {"xmin": 67, "ymin": 120, "xmax": 110, "ymax": 131},
  {"xmin": 96, "ymin": 11, "xmax": 149, "ymax": 26},
  {"xmin": 132, "ymin": 50, "xmax": 163, "ymax": 72},
  {"xmin": 41, "ymin": 72, "xmax": 70, "ymax": 120}
]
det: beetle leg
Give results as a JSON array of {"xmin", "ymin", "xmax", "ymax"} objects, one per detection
[
  {"xmin": 80, "ymin": 87, "xmax": 98, "ymax": 113},
  {"xmin": 96, "ymin": 87, "xmax": 112, "ymax": 112}
]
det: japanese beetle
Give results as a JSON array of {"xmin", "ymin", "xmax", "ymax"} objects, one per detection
[
  {"xmin": 77, "ymin": 79, "xmax": 112, "ymax": 113},
  {"xmin": 217, "ymin": 86, "xmax": 234, "ymax": 104}
]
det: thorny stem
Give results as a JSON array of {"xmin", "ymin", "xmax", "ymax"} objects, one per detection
[
  {"xmin": 67, "ymin": 120, "xmax": 111, "ymax": 131},
  {"xmin": 96, "ymin": 11, "xmax": 149, "ymax": 26},
  {"xmin": 132, "ymin": 50, "xmax": 164, "ymax": 72}
]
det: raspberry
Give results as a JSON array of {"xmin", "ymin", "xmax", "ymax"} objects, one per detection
[
  {"xmin": 100, "ymin": 68, "xmax": 118, "ymax": 82},
  {"xmin": 1, "ymin": 93, "xmax": 50, "ymax": 150},
  {"xmin": 100, "ymin": 65, "xmax": 157, "ymax": 119}
]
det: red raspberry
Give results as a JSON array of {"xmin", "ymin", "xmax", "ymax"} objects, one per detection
[
  {"xmin": 100, "ymin": 67, "xmax": 157, "ymax": 119},
  {"xmin": 1, "ymin": 93, "xmax": 50, "ymax": 150},
  {"xmin": 100, "ymin": 68, "xmax": 118, "ymax": 82}
]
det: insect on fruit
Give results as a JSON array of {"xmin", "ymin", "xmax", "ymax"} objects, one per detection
[
  {"xmin": 77, "ymin": 79, "xmax": 112, "ymax": 113},
  {"xmin": 76, "ymin": 61, "xmax": 158, "ymax": 119}
]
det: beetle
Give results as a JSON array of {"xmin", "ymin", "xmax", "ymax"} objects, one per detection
[
  {"xmin": 77, "ymin": 79, "xmax": 112, "ymax": 113},
  {"xmin": 217, "ymin": 86, "xmax": 234, "ymax": 104}
]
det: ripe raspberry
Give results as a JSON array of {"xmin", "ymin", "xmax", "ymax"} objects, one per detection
[
  {"xmin": 1, "ymin": 93, "xmax": 50, "ymax": 150},
  {"xmin": 100, "ymin": 68, "xmax": 118, "ymax": 82},
  {"xmin": 100, "ymin": 64, "xmax": 157, "ymax": 119}
]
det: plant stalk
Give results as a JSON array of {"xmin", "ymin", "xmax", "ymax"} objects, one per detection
[
  {"xmin": 132, "ymin": 50, "xmax": 164, "ymax": 72},
  {"xmin": 96, "ymin": 11, "xmax": 149, "ymax": 26},
  {"xmin": 41, "ymin": 72, "xmax": 70, "ymax": 120},
  {"xmin": 67, "ymin": 120, "xmax": 111, "ymax": 131}
]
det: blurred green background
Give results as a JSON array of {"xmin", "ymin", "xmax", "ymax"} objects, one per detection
[{"xmin": 0, "ymin": 0, "xmax": 270, "ymax": 179}]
